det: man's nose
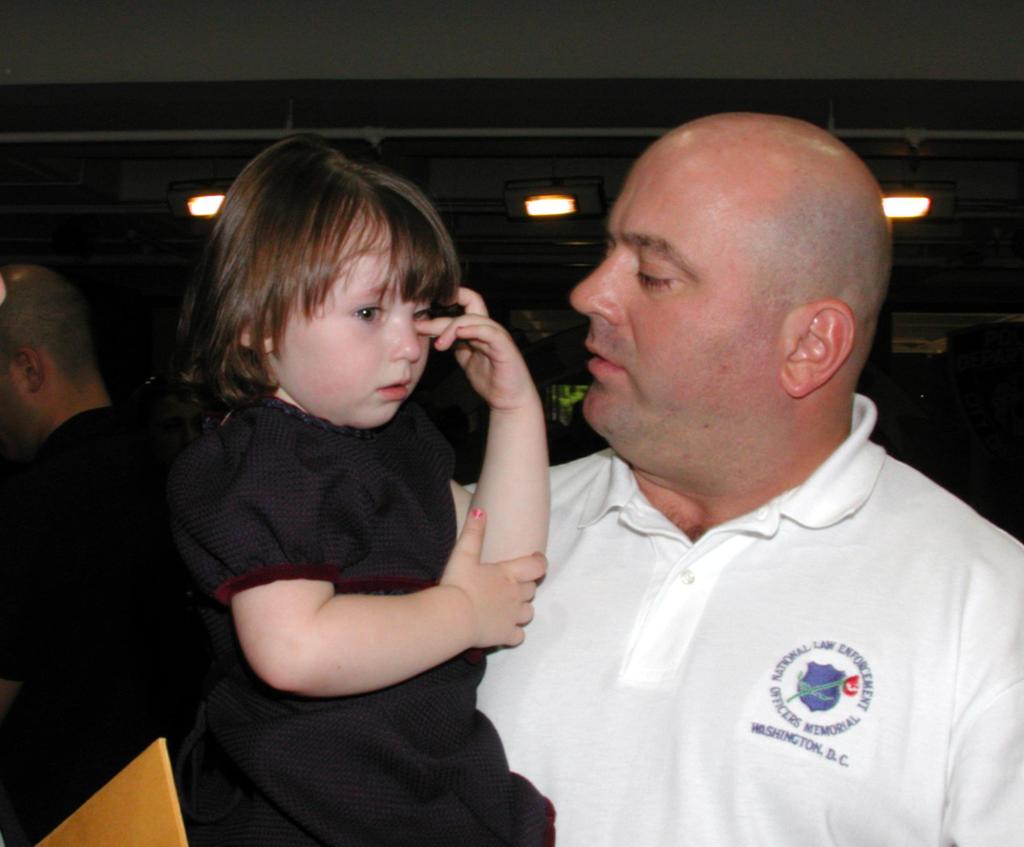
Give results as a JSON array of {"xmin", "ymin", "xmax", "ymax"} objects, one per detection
[{"xmin": 570, "ymin": 255, "xmax": 624, "ymax": 325}]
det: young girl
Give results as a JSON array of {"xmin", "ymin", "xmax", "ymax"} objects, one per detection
[{"xmin": 168, "ymin": 135, "xmax": 554, "ymax": 846}]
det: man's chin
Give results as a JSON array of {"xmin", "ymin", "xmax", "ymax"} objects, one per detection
[{"xmin": 581, "ymin": 390, "xmax": 615, "ymax": 436}]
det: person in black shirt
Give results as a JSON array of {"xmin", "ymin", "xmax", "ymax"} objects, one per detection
[{"xmin": 0, "ymin": 264, "xmax": 193, "ymax": 841}]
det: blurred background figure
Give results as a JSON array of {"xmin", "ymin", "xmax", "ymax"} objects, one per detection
[
  {"xmin": 0, "ymin": 265, "xmax": 202, "ymax": 841},
  {"xmin": 133, "ymin": 376, "xmax": 204, "ymax": 471}
]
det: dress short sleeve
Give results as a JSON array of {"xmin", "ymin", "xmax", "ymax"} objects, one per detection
[{"xmin": 168, "ymin": 407, "xmax": 372, "ymax": 605}]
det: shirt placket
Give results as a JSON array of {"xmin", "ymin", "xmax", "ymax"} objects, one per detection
[{"xmin": 617, "ymin": 521, "xmax": 756, "ymax": 686}]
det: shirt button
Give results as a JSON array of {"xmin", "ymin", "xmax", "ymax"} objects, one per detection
[
  {"xmin": 679, "ymin": 570, "xmax": 696, "ymax": 585},
  {"xmin": 756, "ymin": 507, "xmax": 769, "ymax": 519}
]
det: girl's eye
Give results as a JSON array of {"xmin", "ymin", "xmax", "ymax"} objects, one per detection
[
  {"xmin": 413, "ymin": 306, "xmax": 433, "ymax": 321},
  {"xmin": 354, "ymin": 307, "xmax": 381, "ymax": 321}
]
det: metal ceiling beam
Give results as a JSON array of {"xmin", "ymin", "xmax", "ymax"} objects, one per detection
[{"xmin": 3, "ymin": 126, "xmax": 1024, "ymax": 146}]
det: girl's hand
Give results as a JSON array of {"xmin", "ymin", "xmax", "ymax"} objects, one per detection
[
  {"xmin": 440, "ymin": 507, "xmax": 546, "ymax": 648},
  {"xmin": 418, "ymin": 287, "xmax": 536, "ymax": 412}
]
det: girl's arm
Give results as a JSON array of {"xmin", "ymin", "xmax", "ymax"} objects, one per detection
[
  {"xmin": 426, "ymin": 288, "xmax": 549, "ymax": 562},
  {"xmin": 232, "ymin": 508, "xmax": 545, "ymax": 697}
]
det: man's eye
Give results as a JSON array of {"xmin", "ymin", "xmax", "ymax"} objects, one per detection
[{"xmin": 638, "ymin": 273, "xmax": 671, "ymax": 290}]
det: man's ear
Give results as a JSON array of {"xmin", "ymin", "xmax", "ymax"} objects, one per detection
[
  {"xmin": 11, "ymin": 347, "xmax": 45, "ymax": 394},
  {"xmin": 779, "ymin": 299, "xmax": 856, "ymax": 399}
]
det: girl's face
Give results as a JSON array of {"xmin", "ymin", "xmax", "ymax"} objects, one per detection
[{"xmin": 269, "ymin": 250, "xmax": 433, "ymax": 429}]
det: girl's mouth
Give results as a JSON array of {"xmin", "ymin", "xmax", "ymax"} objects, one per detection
[{"xmin": 378, "ymin": 382, "xmax": 411, "ymax": 400}]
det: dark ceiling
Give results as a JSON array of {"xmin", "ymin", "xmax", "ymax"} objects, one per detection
[{"xmin": 1, "ymin": 77, "xmax": 1022, "ymax": 318}]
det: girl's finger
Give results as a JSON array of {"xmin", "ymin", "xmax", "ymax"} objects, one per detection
[
  {"xmin": 453, "ymin": 506, "xmax": 486, "ymax": 555},
  {"xmin": 415, "ymin": 315, "xmax": 456, "ymax": 338},
  {"xmin": 434, "ymin": 317, "xmax": 501, "ymax": 351},
  {"xmin": 456, "ymin": 287, "xmax": 489, "ymax": 317}
]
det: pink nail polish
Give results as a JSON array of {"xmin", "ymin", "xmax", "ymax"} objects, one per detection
[{"xmin": 470, "ymin": 507, "xmax": 484, "ymax": 519}]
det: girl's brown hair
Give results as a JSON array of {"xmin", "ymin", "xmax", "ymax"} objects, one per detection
[{"xmin": 176, "ymin": 134, "xmax": 460, "ymax": 409}]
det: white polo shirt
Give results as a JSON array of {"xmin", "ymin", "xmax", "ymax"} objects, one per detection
[{"xmin": 479, "ymin": 395, "xmax": 1024, "ymax": 846}]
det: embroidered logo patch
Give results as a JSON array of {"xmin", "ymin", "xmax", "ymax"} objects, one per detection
[
  {"xmin": 797, "ymin": 661, "xmax": 853, "ymax": 712},
  {"xmin": 750, "ymin": 641, "xmax": 875, "ymax": 768}
]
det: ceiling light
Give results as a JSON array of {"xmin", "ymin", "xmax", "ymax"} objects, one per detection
[
  {"xmin": 186, "ymin": 193, "xmax": 226, "ymax": 217},
  {"xmin": 881, "ymin": 182, "xmax": 955, "ymax": 220},
  {"xmin": 505, "ymin": 178, "xmax": 604, "ymax": 220},
  {"xmin": 525, "ymin": 194, "xmax": 578, "ymax": 217},
  {"xmin": 167, "ymin": 179, "xmax": 234, "ymax": 219},
  {"xmin": 883, "ymin": 196, "xmax": 931, "ymax": 218}
]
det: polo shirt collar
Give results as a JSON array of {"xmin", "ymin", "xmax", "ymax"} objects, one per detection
[
  {"xmin": 576, "ymin": 394, "xmax": 886, "ymax": 535},
  {"xmin": 775, "ymin": 393, "xmax": 885, "ymax": 529},
  {"xmin": 578, "ymin": 448, "xmax": 638, "ymax": 529}
]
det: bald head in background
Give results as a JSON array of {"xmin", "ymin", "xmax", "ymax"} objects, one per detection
[
  {"xmin": 571, "ymin": 112, "xmax": 891, "ymax": 532},
  {"xmin": 0, "ymin": 264, "xmax": 110, "ymax": 463}
]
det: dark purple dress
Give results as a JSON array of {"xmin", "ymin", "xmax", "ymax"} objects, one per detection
[{"xmin": 168, "ymin": 398, "xmax": 552, "ymax": 846}]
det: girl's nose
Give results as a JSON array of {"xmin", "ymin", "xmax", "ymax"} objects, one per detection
[{"xmin": 392, "ymin": 317, "xmax": 425, "ymax": 362}]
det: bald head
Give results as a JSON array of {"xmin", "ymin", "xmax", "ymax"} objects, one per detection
[
  {"xmin": 0, "ymin": 265, "xmax": 109, "ymax": 462},
  {"xmin": 645, "ymin": 113, "xmax": 891, "ymax": 367},
  {"xmin": 0, "ymin": 264, "xmax": 100, "ymax": 378}
]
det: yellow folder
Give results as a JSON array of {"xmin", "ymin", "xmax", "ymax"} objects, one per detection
[{"xmin": 37, "ymin": 738, "xmax": 187, "ymax": 847}]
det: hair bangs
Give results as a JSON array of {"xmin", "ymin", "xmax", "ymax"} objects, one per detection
[
  {"xmin": 292, "ymin": 189, "xmax": 377, "ymax": 318},
  {"xmin": 370, "ymin": 179, "xmax": 460, "ymax": 306}
]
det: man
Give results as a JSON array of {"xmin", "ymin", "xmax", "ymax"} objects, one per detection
[
  {"xmin": 0, "ymin": 265, "xmax": 189, "ymax": 840},
  {"xmin": 0, "ymin": 265, "xmax": 113, "ymax": 466},
  {"xmin": 478, "ymin": 114, "xmax": 1024, "ymax": 845}
]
